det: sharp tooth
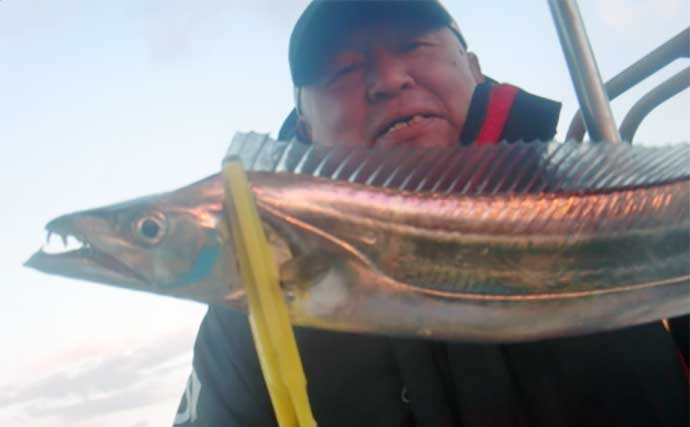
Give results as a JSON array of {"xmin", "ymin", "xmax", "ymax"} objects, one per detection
[
  {"xmin": 47, "ymin": 231, "xmax": 53, "ymax": 245},
  {"xmin": 42, "ymin": 234, "xmax": 85, "ymax": 255}
]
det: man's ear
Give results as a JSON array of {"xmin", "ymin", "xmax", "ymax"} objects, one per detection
[
  {"xmin": 296, "ymin": 115, "xmax": 313, "ymax": 144},
  {"xmin": 467, "ymin": 52, "xmax": 485, "ymax": 83}
]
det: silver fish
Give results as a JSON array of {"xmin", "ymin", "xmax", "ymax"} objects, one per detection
[{"xmin": 25, "ymin": 132, "xmax": 690, "ymax": 342}]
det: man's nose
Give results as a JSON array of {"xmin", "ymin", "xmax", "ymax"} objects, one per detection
[{"xmin": 366, "ymin": 49, "xmax": 414, "ymax": 102}]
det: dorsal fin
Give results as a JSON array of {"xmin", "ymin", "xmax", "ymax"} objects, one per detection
[{"xmin": 225, "ymin": 132, "xmax": 690, "ymax": 194}]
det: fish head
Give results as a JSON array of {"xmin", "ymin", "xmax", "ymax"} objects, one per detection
[{"xmin": 25, "ymin": 175, "xmax": 237, "ymax": 304}]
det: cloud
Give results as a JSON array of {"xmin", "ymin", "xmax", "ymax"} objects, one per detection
[
  {"xmin": 0, "ymin": 329, "xmax": 194, "ymax": 422},
  {"xmin": 24, "ymin": 381, "xmax": 176, "ymax": 420},
  {"xmin": 0, "ymin": 0, "xmax": 81, "ymax": 39},
  {"xmin": 123, "ymin": 0, "xmax": 310, "ymax": 63},
  {"xmin": 596, "ymin": 0, "xmax": 682, "ymax": 32}
]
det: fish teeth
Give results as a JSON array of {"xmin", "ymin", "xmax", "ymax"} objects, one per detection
[{"xmin": 41, "ymin": 231, "xmax": 86, "ymax": 255}]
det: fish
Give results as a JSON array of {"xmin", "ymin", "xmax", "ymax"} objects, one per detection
[{"xmin": 25, "ymin": 132, "xmax": 690, "ymax": 342}]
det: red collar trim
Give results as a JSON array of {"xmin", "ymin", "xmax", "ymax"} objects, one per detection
[{"xmin": 475, "ymin": 84, "xmax": 519, "ymax": 145}]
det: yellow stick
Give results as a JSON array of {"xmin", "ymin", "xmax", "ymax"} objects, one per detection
[{"xmin": 221, "ymin": 160, "xmax": 316, "ymax": 427}]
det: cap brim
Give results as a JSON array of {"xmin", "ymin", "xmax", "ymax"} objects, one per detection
[{"xmin": 290, "ymin": 1, "xmax": 454, "ymax": 87}]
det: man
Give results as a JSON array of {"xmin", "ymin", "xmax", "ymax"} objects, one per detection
[{"xmin": 175, "ymin": 2, "xmax": 689, "ymax": 426}]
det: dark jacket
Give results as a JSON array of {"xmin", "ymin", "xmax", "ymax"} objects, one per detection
[{"xmin": 174, "ymin": 83, "xmax": 689, "ymax": 427}]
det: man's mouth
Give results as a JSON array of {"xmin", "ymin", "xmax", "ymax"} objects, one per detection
[
  {"xmin": 375, "ymin": 114, "xmax": 443, "ymax": 145},
  {"xmin": 382, "ymin": 114, "xmax": 430, "ymax": 135}
]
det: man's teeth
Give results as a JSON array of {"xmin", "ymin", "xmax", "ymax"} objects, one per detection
[
  {"xmin": 385, "ymin": 115, "xmax": 426, "ymax": 135},
  {"xmin": 42, "ymin": 233, "xmax": 87, "ymax": 255}
]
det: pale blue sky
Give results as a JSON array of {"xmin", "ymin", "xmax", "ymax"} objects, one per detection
[{"xmin": 1, "ymin": 1, "xmax": 688, "ymax": 426}]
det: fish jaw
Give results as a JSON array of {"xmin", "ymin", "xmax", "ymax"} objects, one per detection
[
  {"xmin": 24, "ymin": 244, "xmax": 149, "ymax": 290},
  {"xmin": 24, "ymin": 177, "xmax": 244, "ymax": 306},
  {"xmin": 25, "ymin": 212, "xmax": 150, "ymax": 290}
]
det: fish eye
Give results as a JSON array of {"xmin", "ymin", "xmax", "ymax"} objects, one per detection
[{"xmin": 134, "ymin": 214, "xmax": 166, "ymax": 245}]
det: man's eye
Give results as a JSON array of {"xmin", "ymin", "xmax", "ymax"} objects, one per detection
[
  {"xmin": 402, "ymin": 41, "xmax": 423, "ymax": 51},
  {"xmin": 329, "ymin": 63, "xmax": 361, "ymax": 84},
  {"xmin": 401, "ymin": 39, "xmax": 433, "ymax": 52}
]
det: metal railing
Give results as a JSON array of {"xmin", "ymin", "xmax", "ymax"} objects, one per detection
[{"xmin": 564, "ymin": 27, "xmax": 689, "ymax": 142}]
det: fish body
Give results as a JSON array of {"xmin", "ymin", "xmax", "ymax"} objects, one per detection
[{"xmin": 25, "ymin": 133, "xmax": 690, "ymax": 342}]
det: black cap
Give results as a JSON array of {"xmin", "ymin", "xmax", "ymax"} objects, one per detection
[{"xmin": 289, "ymin": 0, "xmax": 466, "ymax": 87}]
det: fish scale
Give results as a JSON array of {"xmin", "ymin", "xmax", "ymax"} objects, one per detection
[{"xmin": 229, "ymin": 132, "xmax": 689, "ymax": 194}]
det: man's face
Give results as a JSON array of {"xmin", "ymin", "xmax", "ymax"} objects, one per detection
[{"xmin": 298, "ymin": 24, "xmax": 484, "ymax": 148}]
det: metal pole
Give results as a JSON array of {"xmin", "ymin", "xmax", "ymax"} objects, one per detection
[{"xmin": 548, "ymin": 0, "xmax": 622, "ymax": 143}]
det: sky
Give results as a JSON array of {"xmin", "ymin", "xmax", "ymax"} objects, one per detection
[{"xmin": 0, "ymin": 1, "xmax": 688, "ymax": 426}]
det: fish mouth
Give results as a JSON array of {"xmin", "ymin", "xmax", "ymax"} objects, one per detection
[{"xmin": 24, "ymin": 220, "xmax": 148, "ymax": 288}]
